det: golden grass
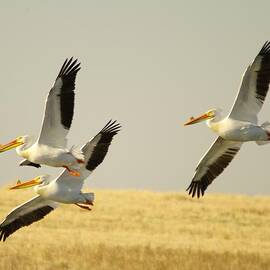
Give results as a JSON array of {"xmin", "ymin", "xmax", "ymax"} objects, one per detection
[{"xmin": 0, "ymin": 188, "xmax": 269, "ymax": 269}]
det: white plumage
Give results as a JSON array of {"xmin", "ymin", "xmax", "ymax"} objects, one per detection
[
  {"xmin": 0, "ymin": 120, "xmax": 120, "ymax": 241},
  {"xmin": 184, "ymin": 41, "xmax": 270, "ymax": 197},
  {"xmin": 0, "ymin": 58, "xmax": 82, "ymax": 175}
]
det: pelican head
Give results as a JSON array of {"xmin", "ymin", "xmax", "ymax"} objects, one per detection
[
  {"xmin": 184, "ymin": 109, "xmax": 220, "ymax": 126},
  {"xmin": 9, "ymin": 175, "xmax": 50, "ymax": 190},
  {"xmin": 0, "ymin": 135, "xmax": 29, "ymax": 153}
]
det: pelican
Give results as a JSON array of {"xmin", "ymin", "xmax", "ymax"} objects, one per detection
[
  {"xmin": 0, "ymin": 58, "xmax": 82, "ymax": 176},
  {"xmin": 184, "ymin": 41, "xmax": 270, "ymax": 198},
  {"xmin": 0, "ymin": 120, "xmax": 121, "ymax": 241}
]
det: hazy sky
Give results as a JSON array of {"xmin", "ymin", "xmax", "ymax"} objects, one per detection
[{"xmin": 1, "ymin": 0, "xmax": 270, "ymax": 195}]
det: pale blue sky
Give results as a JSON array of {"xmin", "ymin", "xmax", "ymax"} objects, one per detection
[{"xmin": 0, "ymin": 0, "xmax": 270, "ymax": 195}]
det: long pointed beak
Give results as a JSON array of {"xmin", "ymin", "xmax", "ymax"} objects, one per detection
[
  {"xmin": 9, "ymin": 177, "xmax": 42, "ymax": 190},
  {"xmin": 0, "ymin": 139, "xmax": 23, "ymax": 152},
  {"xmin": 184, "ymin": 113, "xmax": 210, "ymax": 126}
]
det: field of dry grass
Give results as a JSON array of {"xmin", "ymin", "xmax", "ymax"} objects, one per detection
[{"xmin": 0, "ymin": 187, "xmax": 269, "ymax": 270}]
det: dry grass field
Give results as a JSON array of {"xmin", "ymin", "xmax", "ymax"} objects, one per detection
[{"xmin": 0, "ymin": 187, "xmax": 269, "ymax": 270}]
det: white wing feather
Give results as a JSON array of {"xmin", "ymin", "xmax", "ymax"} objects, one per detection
[
  {"xmin": 55, "ymin": 120, "xmax": 121, "ymax": 192},
  {"xmin": 229, "ymin": 42, "xmax": 270, "ymax": 123},
  {"xmin": 38, "ymin": 58, "xmax": 80, "ymax": 148}
]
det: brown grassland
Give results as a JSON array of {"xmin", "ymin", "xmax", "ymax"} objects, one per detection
[{"xmin": 0, "ymin": 187, "xmax": 269, "ymax": 270}]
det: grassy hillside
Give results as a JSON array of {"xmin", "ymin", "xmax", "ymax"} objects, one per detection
[{"xmin": 0, "ymin": 188, "xmax": 269, "ymax": 270}]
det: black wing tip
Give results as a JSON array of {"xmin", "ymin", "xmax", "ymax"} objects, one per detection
[
  {"xmin": 259, "ymin": 41, "xmax": 270, "ymax": 56},
  {"xmin": 0, "ymin": 228, "xmax": 6, "ymax": 242},
  {"xmin": 0, "ymin": 205, "xmax": 54, "ymax": 242},
  {"xmin": 58, "ymin": 57, "xmax": 81, "ymax": 78},
  {"xmin": 57, "ymin": 57, "xmax": 80, "ymax": 130},
  {"xmin": 85, "ymin": 120, "xmax": 121, "ymax": 172},
  {"xmin": 0, "ymin": 227, "xmax": 8, "ymax": 242},
  {"xmin": 186, "ymin": 181, "xmax": 206, "ymax": 198},
  {"xmin": 101, "ymin": 120, "xmax": 121, "ymax": 135}
]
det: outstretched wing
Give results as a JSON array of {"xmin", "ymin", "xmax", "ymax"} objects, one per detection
[
  {"xmin": 38, "ymin": 58, "xmax": 81, "ymax": 148},
  {"xmin": 55, "ymin": 120, "xmax": 121, "ymax": 191},
  {"xmin": 0, "ymin": 196, "xmax": 57, "ymax": 241},
  {"xmin": 229, "ymin": 41, "xmax": 270, "ymax": 123},
  {"xmin": 186, "ymin": 137, "xmax": 242, "ymax": 198}
]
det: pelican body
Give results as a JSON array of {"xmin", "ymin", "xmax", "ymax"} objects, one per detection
[
  {"xmin": 0, "ymin": 120, "xmax": 121, "ymax": 241},
  {"xmin": 184, "ymin": 41, "xmax": 270, "ymax": 198},
  {"xmin": 0, "ymin": 58, "xmax": 82, "ymax": 175},
  {"xmin": 16, "ymin": 139, "xmax": 82, "ymax": 169},
  {"xmin": 205, "ymin": 112, "xmax": 270, "ymax": 142}
]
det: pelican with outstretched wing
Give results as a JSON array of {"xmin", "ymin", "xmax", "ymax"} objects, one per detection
[
  {"xmin": 0, "ymin": 120, "xmax": 121, "ymax": 241},
  {"xmin": 0, "ymin": 58, "xmax": 82, "ymax": 176},
  {"xmin": 184, "ymin": 41, "xmax": 270, "ymax": 198}
]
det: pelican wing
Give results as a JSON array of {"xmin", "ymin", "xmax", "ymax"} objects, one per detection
[
  {"xmin": 55, "ymin": 120, "xmax": 121, "ymax": 190},
  {"xmin": 0, "ymin": 195, "xmax": 57, "ymax": 241},
  {"xmin": 38, "ymin": 58, "xmax": 81, "ymax": 148},
  {"xmin": 186, "ymin": 137, "xmax": 242, "ymax": 198},
  {"xmin": 229, "ymin": 41, "xmax": 270, "ymax": 123}
]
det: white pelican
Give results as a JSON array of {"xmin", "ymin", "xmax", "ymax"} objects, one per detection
[
  {"xmin": 0, "ymin": 120, "xmax": 120, "ymax": 241},
  {"xmin": 184, "ymin": 41, "xmax": 270, "ymax": 198},
  {"xmin": 0, "ymin": 58, "xmax": 83, "ymax": 176}
]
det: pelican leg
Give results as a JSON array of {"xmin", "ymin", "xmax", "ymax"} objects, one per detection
[
  {"xmin": 63, "ymin": 166, "xmax": 81, "ymax": 177},
  {"xmin": 76, "ymin": 159, "xmax": 84, "ymax": 164}
]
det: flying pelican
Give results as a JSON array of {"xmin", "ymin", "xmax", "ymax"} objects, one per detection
[
  {"xmin": 0, "ymin": 58, "xmax": 82, "ymax": 176},
  {"xmin": 0, "ymin": 120, "xmax": 121, "ymax": 241},
  {"xmin": 184, "ymin": 41, "xmax": 270, "ymax": 198}
]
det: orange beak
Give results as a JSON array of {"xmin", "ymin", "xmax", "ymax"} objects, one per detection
[
  {"xmin": 9, "ymin": 177, "xmax": 42, "ymax": 190},
  {"xmin": 0, "ymin": 138, "xmax": 23, "ymax": 152},
  {"xmin": 184, "ymin": 113, "xmax": 211, "ymax": 126}
]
